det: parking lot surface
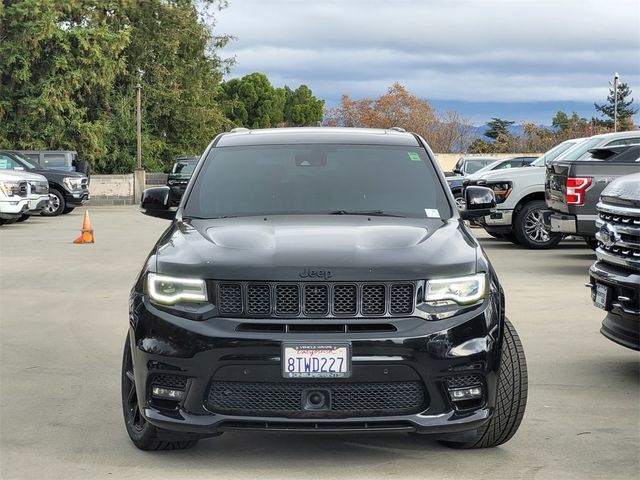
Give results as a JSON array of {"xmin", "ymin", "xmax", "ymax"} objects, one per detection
[{"xmin": 1, "ymin": 207, "xmax": 638, "ymax": 480}]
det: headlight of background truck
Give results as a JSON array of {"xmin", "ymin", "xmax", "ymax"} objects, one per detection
[
  {"xmin": 0, "ymin": 181, "xmax": 21, "ymax": 197},
  {"xmin": 63, "ymin": 177, "xmax": 84, "ymax": 190},
  {"xmin": 485, "ymin": 182, "xmax": 512, "ymax": 203}
]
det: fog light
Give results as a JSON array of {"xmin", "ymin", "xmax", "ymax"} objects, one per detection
[
  {"xmin": 448, "ymin": 386, "xmax": 482, "ymax": 401},
  {"xmin": 151, "ymin": 386, "xmax": 184, "ymax": 400}
]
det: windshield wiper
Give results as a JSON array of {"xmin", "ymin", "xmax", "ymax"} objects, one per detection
[{"xmin": 329, "ymin": 209, "xmax": 405, "ymax": 218}]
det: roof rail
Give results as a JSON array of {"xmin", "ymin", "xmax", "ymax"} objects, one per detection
[
  {"xmin": 230, "ymin": 127, "xmax": 250, "ymax": 133},
  {"xmin": 389, "ymin": 127, "xmax": 406, "ymax": 132}
]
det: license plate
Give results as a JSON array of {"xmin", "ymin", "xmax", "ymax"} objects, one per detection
[
  {"xmin": 282, "ymin": 344, "xmax": 351, "ymax": 378},
  {"xmin": 595, "ymin": 283, "xmax": 608, "ymax": 310}
]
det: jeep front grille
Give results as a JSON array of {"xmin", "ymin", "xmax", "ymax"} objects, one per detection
[{"xmin": 215, "ymin": 281, "xmax": 416, "ymax": 317}]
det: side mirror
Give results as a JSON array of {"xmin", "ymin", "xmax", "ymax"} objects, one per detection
[
  {"xmin": 14, "ymin": 166, "xmax": 25, "ymax": 171},
  {"xmin": 460, "ymin": 186, "xmax": 496, "ymax": 220},
  {"xmin": 452, "ymin": 167, "xmax": 462, "ymax": 175},
  {"xmin": 141, "ymin": 186, "xmax": 175, "ymax": 220}
]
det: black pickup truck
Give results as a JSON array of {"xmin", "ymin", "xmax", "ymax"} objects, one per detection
[{"xmin": 545, "ymin": 144, "xmax": 640, "ymax": 248}]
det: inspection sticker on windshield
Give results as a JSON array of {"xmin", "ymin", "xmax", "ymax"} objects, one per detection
[
  {"xmin": 425, "ymin": 208, "xmax": 440, "ymax": 218},
  {"xmin": 408, "ymin": 152, "xmax": 421, "ymax": 161}
]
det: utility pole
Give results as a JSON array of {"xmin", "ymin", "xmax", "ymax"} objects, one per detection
[
  {"xmin": 610, "ymin": 72, "xmax": 619, "ymax": 132},
  {"xmin": 135, "ymin": 82, "xmax": 142, "ymax": 168},
  {"xmin": 133, "ymin": 72, "xmax": 146, "ymax": 202}
]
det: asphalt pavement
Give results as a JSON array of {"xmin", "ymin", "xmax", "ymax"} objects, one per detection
[{"xmin": 1, "ymin": 206, "xmax": 638, "ymax": 480}]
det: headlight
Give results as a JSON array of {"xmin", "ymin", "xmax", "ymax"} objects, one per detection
[
  {"xmin": 63, "ymin": 177, "xmax": 83, "ymax": 190},
  {"xmin": 425, "ymin": 274, "xmax": 487, "ymax": 305},
  {"xmin": 0, "ymin": 180, "xmax": 20, "ymax": 196},
  {"xmin": 147, "ymin": 273, "xmax": 208, "ymax": 305},
  {"xmin": 485, "ymin": 182, "xmax": 512, "ymax": 203}
]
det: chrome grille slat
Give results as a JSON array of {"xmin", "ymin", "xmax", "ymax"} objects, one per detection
[
  {"xmin": 215, "ymin": 281, "xmax": 416, "ymax": 318},
  {"xmin": 596, "ymin": 200, "xmax": 640, "ymax": 269}
]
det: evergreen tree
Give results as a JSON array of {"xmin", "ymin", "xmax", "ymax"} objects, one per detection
[
  {"xmin": 594, "ymin": 82, "xmax": 638, "ymax": 131},
  {"xmin": 484, "ymin": 118, "xmax": 515, "ymax": 140}
]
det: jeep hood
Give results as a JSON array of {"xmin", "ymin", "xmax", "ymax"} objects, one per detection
[{"xmin": 154, "ymin": 216, "xmax": 479, "ymax": 281}]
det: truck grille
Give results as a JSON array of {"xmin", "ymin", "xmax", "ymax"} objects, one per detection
[
  {"xmin": 206, "ymin": 381, "xmax": 426, "ymax": 417},
  {"xmin": 16, "ymin": 180, "xmax": 28, "ymax": 197},
  {"xmin": 215, "ymin": 281, "xmax": 416, "ymax": 317},
  {"xmin": 596, "ymin": 202, "xmax": 640, "ymax": 269}
]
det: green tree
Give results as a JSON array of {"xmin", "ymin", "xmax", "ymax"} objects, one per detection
[
  {"xmin": 217, "ymin": 73, "xmax": 286, "ymax": 128},
  {"xmin": 484, "ymin": 117, "xmax": 515, "ymax": 140},
  {"xmin": 283, "ymin": 85, "xmax": 324, "ymax": 126},
  {"xmin": 594, "ymin": 82, "xmax": 638, "ymax": 130},
  {"xmin": 0, "ymin": 0, "xmax": 232, "ymax": 173}
]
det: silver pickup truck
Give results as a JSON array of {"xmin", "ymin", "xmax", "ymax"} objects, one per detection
[{"xmin": 546, "ymin": 143, "xmax": 640, "ymax": 248}]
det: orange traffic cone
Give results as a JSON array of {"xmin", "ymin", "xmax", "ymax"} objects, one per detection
[{"xmin": 73, "ymin": 210, "xmax": 95, "ymax": 244}]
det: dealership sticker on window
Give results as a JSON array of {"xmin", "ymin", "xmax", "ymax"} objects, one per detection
[
  {"xmin": 408, "ymin": 152, "xmax": 421, "ymax": 161},
  {"xmin": 425, "ymin": 209, "xmax": 440, "ymax": 218}
]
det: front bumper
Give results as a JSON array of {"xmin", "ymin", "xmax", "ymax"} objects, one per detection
[
  {"xmin": 589, "ymin": 260, "xmax": 640, "ymax": 350},
  {"xmin": 549, "ymin": 212, "xmax": 598, "ymax": 236},
  {"xmin": 0, "ymin": 198, "xmax": 30, "ymax": 219},
  {"xmin": 479, "ymin": 209, "xmax": 513, "ymax": 227},
  {"xmin": 65, "ymin": 190, "xmax": 90, "ymax": 206},
  {"xmin": 28, "ymin": 195, "xmax": 49, "ymax": 213},
  {"xmin": 128, "ymin": 292, "xmax": 503, "ymax": 436}
]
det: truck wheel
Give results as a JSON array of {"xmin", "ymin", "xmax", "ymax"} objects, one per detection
[
  {"xmin": 441, "ymin": 318, "xmax": 528, "ymax": 449},
  {"xmin": 513, "ymin": 200, "xmax": 562, "ymax": 249},
  {"xmin": 17, "ymin": 214, "xmax": 30, "ymax": 222},
  {"xmin": 62, "ymin": 207, "xmax": 75, "ymax": 214},
  {"xmin": 454, "ymin": 192, "xmax": 465, "ymax": 210},
  {"xmin": 41, "ymin": 189, "xmax": 65, "ymax": 217},
  {"xmin": 121, "ymin": 333, "xmax": 199, "ymax": 451}
]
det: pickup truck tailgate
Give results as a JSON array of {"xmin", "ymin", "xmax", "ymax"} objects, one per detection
[{"xmin": 545, "ymin": 162, "xmax": 570, "ymax": 213}]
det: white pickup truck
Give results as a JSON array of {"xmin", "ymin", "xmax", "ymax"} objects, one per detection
[
  {"xmin": 0, "ymin": 170, "xmax": 49, "ymax": 224},
  {"xmin": 464, "ymin": 130, "xmax": 640, "ymax": 249},
  {"xmin": 463, "ymin": 138, "xmax": 582, "ymax": 248}
]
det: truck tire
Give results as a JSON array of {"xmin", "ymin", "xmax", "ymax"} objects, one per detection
[
  {"xmin": 41, "ymin": 189, "xmax": 66, "ymax": 217},
  {"xmin": 453, "ymin": 191, "xmax": 465, "ymax": 210},
  {"xmin": 441, "ymin": 318, "xmax": 528, "ymax": 449},
  {"xmin": 17, "ymin": 214, "xmax": 30, "ymax": 222},
  {"xmin": 121, "ymin": 333, "xmax": 200, "ymax": 451},
  {"xmin": 62, "ymin": 207, "xmax": 75, "ymax": 215},
  {"xmin": 513, "ymin": 200, "xmax": 562, "ymax": 249}
]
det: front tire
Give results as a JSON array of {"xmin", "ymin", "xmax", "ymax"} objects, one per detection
[
  {"xmin": 513, "ymin": 200, "xmax": 562, "ymax": 249},
  {"xmin": 17, "ymin": 214, "xmax": 30, "ymax": 222},
  {"xmin": 41, "ymin": 189, "xmax": 66, "ymax": 216},
  {"xmin": 442, "ymin": 318, "xmax": 528, "ymax": 449},
  {"xmin": 62, "ymin": 207, "xmax": 75, "ymax": 214},
  {"xmin": 121, "ymin": 333, "xmax": 199, "ymax": 451}
]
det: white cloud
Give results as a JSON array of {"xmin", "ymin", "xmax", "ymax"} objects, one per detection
[{"xmin": 212, "ymin": 0, "xmax": 640, "ymax": 106}]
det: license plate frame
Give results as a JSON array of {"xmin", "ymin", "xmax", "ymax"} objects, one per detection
[
  {"xmin": 282, "ymin": 343, "xmax": 351, "ymax": 379},
  {"xmin": 595, "ymin": 283, "xmax": 609, "ymax": 310}
]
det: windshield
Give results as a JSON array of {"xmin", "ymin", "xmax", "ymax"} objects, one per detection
[
  {"xmin": 532, "ymin": 140, "xmax": 579, "ymax": 166},
  {"xmin": 474, "ymin": 159, "xmax": 505, "ymax": 175},
  {"xmin": 557, "ymin": 137, "xmax": 606, "ymax": 161},
  {"xmin": 172, "ymin": 160, "xmax": 197, "ymax": 175},
  {"xmin": 184, "ymin": 144, "xmax": 451, "ymax": 219},
  {"xmin": 11, "ymin": 152, "xmax": 41, "ymax": 169},
  {"xmin": 463, "ymin": 159, "xmax": 495, "ymax": 174}
]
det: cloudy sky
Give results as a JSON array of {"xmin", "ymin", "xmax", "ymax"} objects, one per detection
[{"xmin": 213, "ymin": 0, "xmax": 640, "ymax": 125}]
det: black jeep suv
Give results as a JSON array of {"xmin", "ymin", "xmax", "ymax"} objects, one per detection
[{"xmin": 123, "ymin": 127, "xmax": 527, "ymax": 450}]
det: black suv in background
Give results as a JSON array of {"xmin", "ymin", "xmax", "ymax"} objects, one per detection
[
  {"xmin": 588, "ymin": 173, "xmax": 640, "ymax": 350},
  {"xmin": 0, "ymin": 150, "xmax": 90, "ymax": 216},
  {"xmin": 123, "ymin": 127, "xmax": 527, "ymax": 451},
  {"xmin": 167, "ymin": 156, "xmax": 199, "ymax": 206}
]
